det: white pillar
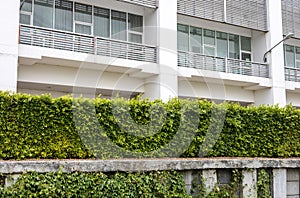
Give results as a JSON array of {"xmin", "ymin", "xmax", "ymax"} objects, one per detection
[
  {"xmin": 202, "ymin": 169, "xmax": 217, "ymax": 194},
  {"xmin": 242, "ymin": 169, "xmax": 257, "ymax": 198},
  {"xmin": 183, "ymin": 171, "xmax": 192, "ymax": 195},
  {"xmin": 0, "ymin": 0, "xmax": 20, "ymax": 92},
  {"xmin": 255, "ymin": 0, "xmax": 286, "ymax": 106},
  {"xmin": 273, "ymin": 169, "xmax": 287, "ymax": 198},
  {"xmin": 144, "ymin": 0, "xmax": 178, "ymax": 101}
]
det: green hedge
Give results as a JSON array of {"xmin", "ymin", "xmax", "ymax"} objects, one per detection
[
  {"xmin": 0, "ymin": 91, "xmax": 299, "ymax": 159},
  {"xmin": 0, "ymin": 171, "xmax": 188, "ymax": 197}
]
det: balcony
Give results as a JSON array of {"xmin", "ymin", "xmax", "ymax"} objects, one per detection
[
  {"xmin": 285, "ymin": 67, "xmax": 300, "ymax": 82},
  {"xmin": 117, "ymin": 0, "xmax": 157, "ymax": 8},
  {"xmin": 19, "ymin": 25, "xmax": 157, "ymax": 63},
  {"xmin": 178, "ymin": 51, "xmax": 269, "ymax": 78}
]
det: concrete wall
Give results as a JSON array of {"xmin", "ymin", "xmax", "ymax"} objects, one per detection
[
  {"xmin": 0, "ymin": 0, "xmax": 20, "ymax": 91},
  {"xmin": 0, "ymin": 158, "xmax": 299, "ymax": 197}
]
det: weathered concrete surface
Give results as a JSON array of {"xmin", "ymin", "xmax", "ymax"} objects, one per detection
[
  {"xmin": 242, "ymin": 169, "xmax": 257, "ymax": 198},
  {"xmin": 273, "ymin": 169, "xmax": 287, "ymax": 198},
  {"xmin": 202, "ymin": 169, "xmax": 217, "ymax": 193},
  {"xmin": 0, "ymin": 158, "xmax": 299, "ymax": 173}
]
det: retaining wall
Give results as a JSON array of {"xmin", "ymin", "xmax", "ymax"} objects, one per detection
[{"xmin": 1, "ymin": 158, "xmax": 299, "ymax": 197}]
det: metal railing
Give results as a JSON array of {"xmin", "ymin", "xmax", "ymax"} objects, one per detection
[
  {"xmin": 285, "ymin": 67, "xmax": 300, "ymax": 82},
  {"xmin": 117, "ymin": 0, "xmax": 157, "ymax": 8},
  {"xmin": 178, "ymin": 51, "xmax": 269, "ymax": 78},
  {"xmin": 19, "ymin": 25, "xmax": 157, "ymax": 63}
]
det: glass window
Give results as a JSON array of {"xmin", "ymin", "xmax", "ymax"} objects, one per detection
[
  {"xmin": 296, "ymin": 47, "xmax": 300, "ymax": 68},
  {"xmin": 285, "ymin": 45, "xmax": 295, "ymax": 68},
  {"xmin": 20, "ymin": 0, "xmax": 32, "ymax": 12},
  {"xmin": 241, "ymin": 36, "xmax": 251, "ymax": 51},
  {"xmin": 33, "ymin": 0, "xmax": 54, "ymax": 28},
  {"xmin": 229, "ymin": 34, "xmax": 240, "ymax": 59},
  {"xmin": 75, "ymin": 24, "xmax": 91, "ymax": 35},
  {"xmin": 128, "ymin": 14, "xmax": 143, "ymax": 33},
  {"xmin": 204, "ymin": 46, "xmax": 215, "ymax": 56},
  {"xmin": 217, "ymin": 31, "xmax": 228, "ymax": 57},
  {"xmin": 129, "ymin": 34, "xmax": 142, "ymax": 43},
  {"xmin": 94, "ymin": 7, "xmax": 109, "ymax": 37},
  {"xmin": 190, "ymin": 26, "xmax": 202, "ymax": 53},
  {"xmin": 75, "ymin": 3, "xmax": 92, "ymax": 23},
  {"xmin": 20, "ymin": 13, "xmax": 31, "ymax": 24},
  {"xmin": 55, "ymin": 0, "xmax": 73, "ymax": 32},
  {"xmin": 177, "ymin": 24, "xmax": 189, "ymax": 52},
  {"xmin": 111, "ymin": 10, "xmax": 127, "ymax": 41},
  {"xmin": 204, "ymin": 29, "xmax": 215, "ymax": 45},
  {"xmin": 128, "ymin": 14, "xmax": 143, "ymax": 43},
  {"xmin": 242, "ymin": 52, "xmax": 251, "ymax": 61}
]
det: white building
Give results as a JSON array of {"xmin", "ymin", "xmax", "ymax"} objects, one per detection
[{"xmin": 2, "ymin": 0, "xmax": 300, "ymax": 106}]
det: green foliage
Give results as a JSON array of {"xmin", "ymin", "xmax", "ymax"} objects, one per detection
[
  {"xmin": 0, "ymin": 91, "xmax": 299, "ymax": 159},
  {"xmin": 202, "ymin": 170, "xmax": 243, "ymax": 198},
  {"xmin": 0, "ymin": 170, "xmax": 189, "ymax": 197},
  {"xmin": 189, "ymin": 169, "xmax": 243, "ymax": 198},
  {"xmin": 257, "ymin": 169, "xmax": 272, "ymax": 198}
]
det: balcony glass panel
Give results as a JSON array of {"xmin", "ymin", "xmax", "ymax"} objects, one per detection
[
  {"xmin": 21, "ymin": 0, "xmax": 32, "ymax": 12},
  {"xmin": 55, "ymin": 0, "xmax": 73, "ymax": 32},
  {"xmin": 177, "ymin": 24, "xmax": 189, "ymax": 52},
  {"xmin": 33, "ymin": 0, "xmax": 54, "ymax": 28},
  {"xmin": 75, "ymin": 24, "xmax": 91, "ymax": 35},
  {"xmin": 129, "ymin": 34, "xmax": 142, "ymax": 43},
  {"xmin": 112, "ymin": 11, "xmax": 127, "ymax": 41},
  {"xmin": 190, "ymin": 26, "xmax": 202, "ymax": 53},
  {"xmin": 285, "ymin": 45, "xmax": 295, "ymax": 68},
  {"xmin": 128, "ymin": 14, "xmax": 143, "ymax": 33},
  {"xmin": 204, "ymin": 29, "xmax": 215, "ymax": 46},
  {"xmin": 75, "ymin": 3, "xmax": 92, "ymax": 23},
  {"xmin": 20, "ymin": 14, "xmax": 31, "ymax": 25},
  {"xmin": 229, "ymin": 34, "xmax": 240, "ymax": 59},
  {"xmin": 94, "ymin": 7, "xmax": 109, "ymax": 38},
  {"xmin": 217, "ymin": 32, "xmax": 228, "ymax": 58},
  {"xmin": 241, "ymin": 36, "xmax": 251, "ymax": 52}
]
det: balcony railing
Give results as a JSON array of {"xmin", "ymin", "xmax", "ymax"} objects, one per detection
[
  {"xmin": 117, "ymin": 0, "xmax": 157, "ymax": 8},
  {"xmin": 178, "ymin": 51, "xmax": 269, "ymax": 78},
  {"xmin": 19, "ymin": 25, "xmax": 157, "ymax": 63},
  {"xmin": 285, "ymin": 67, "xmax": 300, "ymax": 82}
]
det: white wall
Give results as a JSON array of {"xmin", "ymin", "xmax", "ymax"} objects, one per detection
[
  {"xmin": 252, "ymin": 30, "xmax": 267, "ymax": 63},
  {"xmin": 143, "ymin": 0, "xmax": 178, "ymax": 101},
  {"xmin": 18, "ymin": 64, "xmax": 144, "ymax": 93},
  {"xmin": 254, "ymin": 0, "xmax": 286, "ymax": 106},
  {"xmin": 0, "ymin": 0, "xmax": 20, "ymax": 91},
  {"xmin": 286, "ymin": 92, "xmax": 300, "ymax": 107},
  {"xmin": 179, "ymin": 81, "xmax": 254, "ymax": 103}
]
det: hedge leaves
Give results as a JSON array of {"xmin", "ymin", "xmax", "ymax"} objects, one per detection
[{"xmin": 0, "ymin": 91, "xmax": 299, "ymax": 159}]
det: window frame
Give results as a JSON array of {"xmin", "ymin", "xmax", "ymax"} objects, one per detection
[
  {"xmin": 19, "ymin": 0, "xmax": 144, "ymax": 44},
  {"xmin": 177, "ymin": 23, "xmax": 252, "ymax": 61}
]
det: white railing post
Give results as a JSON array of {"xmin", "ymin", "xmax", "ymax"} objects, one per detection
[{"xmin": 225, "ymin": 57, "xmax": 228, "ymax": 73}]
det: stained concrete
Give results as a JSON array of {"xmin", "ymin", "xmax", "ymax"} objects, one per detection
[{"xmin": 0, "ymin": 158, "xmax": 299, "ymax": 174}]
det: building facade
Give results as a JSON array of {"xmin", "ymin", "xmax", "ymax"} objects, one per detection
[{"xmin": 1, "ymin": 0, "xmax": 300, "ymax": 106}]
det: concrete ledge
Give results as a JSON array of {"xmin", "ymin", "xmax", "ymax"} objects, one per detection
[{"xmin": 0, "ymin": 158, "xmax": 299, "ymax": 174}]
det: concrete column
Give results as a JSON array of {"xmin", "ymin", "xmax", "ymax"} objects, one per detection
[
  {"xmin": 242, "ymin": 169, "xmax": 257, "ymax": 198},
  {"xmin": 0, "ymin": 0, "xmax": 20, "ymax": 92},
  {"xmin": 183, "ymin": 171, "xmax": 192, "ymax": 195},
  {"xmin": 255, "ymin": 0, "xmax": 286, "ymax": 106},
  {"xmin": 286, "ymin": 169, "xmax": 300, "ymax": 197},
  {"xmin": 273, "ymin": 169, "xmax": 287, "ymax": 198},
  {"xmin": 202, "ymin": 169, "xmax": 217, "ymax": 194},
  {"xmin": 143, "ymin": 0, "xmax": 178, "ymax": 101}
]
